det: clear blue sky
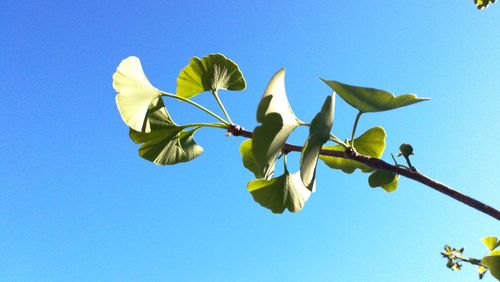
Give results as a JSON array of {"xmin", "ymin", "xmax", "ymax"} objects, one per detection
[{"xmin": 1, "ymin": 1, "xmax": 499, "ymax": 281}]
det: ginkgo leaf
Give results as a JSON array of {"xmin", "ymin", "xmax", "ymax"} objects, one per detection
[
  {"xmin": 113, "ymin": 56, "xmax": 162, "ymax": 132},
  {"xmin": 320, "ymin": 126, "xmax": 386, "ymax": 173},
  {"xmin": 321, "ymin": 79, "xmax": 429, "ymax": 113},
  {"xmin": 176, "ymin": 53, "xmax": 246, "ymax": 99},
  {"xmin": 240, "ymin": 139, "xmax": 259, "ymax": 178},
  {"xmin": 482, "ymin": 236, "xmax": 499, "ymax": 251},
  {"xmin": 128, "ymin": 102, "xmax": 203, "ymax": 165},
  {"xmin": 252, "ymin": 69, "xmax": 300, "ymax": 179},
  {"xmin": 247, "ymin": 160, "xmax": 312, "ymax": 214},
  {"xmin": 368, "ymin": 170, "xmax": 399, "ymax": 192},
  {"xmin": 300, "ymin": 94, "xmax": 335, "ymax": 191},
  {"xmin": 130, "ymin": 127, "xmax": 203, "ymax": 165},
  {"xmin": 475, "ymin": 0, "xmax": 496, "ymax": 9},
  {"xmin": 482, "ymin": 255, "xmax": 500, "ymax": 280}
]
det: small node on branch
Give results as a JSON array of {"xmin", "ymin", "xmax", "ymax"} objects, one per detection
[
  {"xmin": 227, "ymin": 123, "xmax": 243, "ymax": 136},
  {"xmin": 345, "ymin": 146, "xmax": 357, "ymax": 157},
  {"xmin": 281, "ymin": 147, "xmax": 292, "ymax": 155}
]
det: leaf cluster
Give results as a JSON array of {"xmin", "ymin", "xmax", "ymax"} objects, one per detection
[
  {"xmin": 441, "ymin": 236, "xmax": 500, "ymax": 280},
  {"xmin": 113, "ymin": 53, "xmax": 430, "ymax": 214}
]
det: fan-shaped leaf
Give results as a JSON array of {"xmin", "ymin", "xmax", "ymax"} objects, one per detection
[
  {"xmin": 252, "ymin": 69, "xmax": 300, "ymax": 179},
  {"xmin": 320, "ymin": 126, "xmax": 386, "ymax": 173},
  {"xmin": 482, "ymin": 255, "xmax": 500, "ymax": 280},
  {"xmin": 113, "ymin": 56, "xmax": 163, "ymax": 132},
  {"xmin": 482, "ymin": 237, "xmax": 499, "ymax": 251},
  {"xmin": 130, "ymin": 127, "xmax": 203, "ymax": 165},
  {"xmin": 247, "ymin": 162, "xmax": 312, "ymax": 214},
  {"xmin": 129, "ymin": 102, "xmax": 203, "ymax": 165},
  {"xmin": 300, "ymin": 94, "xmax": 335, "ymax": 191},
  {"xmin": 240, "ymin": 139, "xmax": 259, "ymax": 178},
  {"xmin": 368, "ymin": 170, "xmax": 399, "ymax": 192},
  {"xmin": 176, "ymin": 53, "xmax": 246, "ymax": 99},
  {"xmin": 321, "ymin": 79, "xmax": 429, "ymax": 113}
]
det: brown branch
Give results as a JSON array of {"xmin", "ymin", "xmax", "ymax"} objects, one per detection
[{"xmin": 228, "ymin": 124, "xmax": 500, "ymax": 221}]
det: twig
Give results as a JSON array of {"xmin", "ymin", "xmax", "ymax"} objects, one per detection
[{"xmin": 227, "ymin": 124, "xmax": 500, "ymax": 221}]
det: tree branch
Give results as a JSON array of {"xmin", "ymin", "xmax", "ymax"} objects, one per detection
[{"xmin": 227, "ymin": 124, "xmax": 500, "ymax": 221}]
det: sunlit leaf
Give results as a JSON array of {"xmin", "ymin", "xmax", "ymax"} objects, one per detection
[
  {"xmin": 252, "ymin": 69, "xmax": 300, "ymax": 179},
  {"xmin": 129, "ymin": 102, "xmax": 203, "ymax": 165},
  {"xmin": 368, "ymin": 170, "xmax": 399, "ymax": 192},
  {"xmin": 247, "ymin": 160, "xmax": 312, "ymax": 214},
  {"xmin": 321, "ymin": 79, "xmax": 430, "ymax": 113},
  {"xmin": 113, "ymin": 56, "xmax": 162, "ymax": 132},
  {"xmin": 320, "ymin": 126, "xmax": 386, "ymax": 173},
  {"xmin": 176, "ymin": 53, "xmax": 246, "ymax": 99},
  {"xmin": 240, "ymin": 139, "xmax": 259, "ymax": 178},
  {"xmin": 482, "ymin": 255, "xmax": 500, "ymax": 280},
  {"xmin": 300, "ymin": 94, "xmax": 335, "ymax": 191},
  {"xmin": 478, "ymin": 265, "xmax": 487, "ymax": 279},
  {"xmin": 475, "ymin": 0, "xmax": 496, "ymax": 9},
  {"xmin": 482, "ymin": 237, "xmax": 499, "ymax": 251}
]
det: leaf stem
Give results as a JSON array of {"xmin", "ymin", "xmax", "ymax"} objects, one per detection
[
  {"xmin": 329, "ymin": 134, "xmax": 349, "ymax": 148},
  {"xmin": 180, "ymin": 123, "xmax": 228, "ymax": 130},
  {"xmin": 391, "ymin": 153, "xmax": 398, "ymax": 165},
  {"xmin": 351, "ymin": 111, "xmax": 363, "ymax": 146},
  {"xmin": 161, "ymin": 92, "xmax": 230, "ymax": 125},
  {"xmin": 211, "ymin": 90, "xmax": 233, "ymax": 124},
  {"xmin": 404, "ymin": 155, "xmax": 414, "ymax": 170}
]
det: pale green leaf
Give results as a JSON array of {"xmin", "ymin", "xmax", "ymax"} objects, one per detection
[
  {"xmin": 247, "ymin": 162, "xmax": 311, "ymax": 214},
  {"xmin": 300, "ymin": 94, "xmax": 335, "ymax": 191},
  {"xmin": 321, "ymin": 79, "xmax": 429, "ymax": 113},
  {"xmin": 482, "ymin": 256, "xmax": 500, "ymax": 280},
  {"xmin": 130, "ymin": 127, "xmax": 203, "ymax": 165},
  {"xmin": 240, "ymin": 139, "xmax": 259, "ymax": 178},
  {"xmin": 368, "ymin": 170, "xmax": 399, "ymax": 192},
  {"xmin": 129, "ymin": 102, "xmax": 203, "ymax": 165},
  {"xmin": 176, "ymin": 53, "xmax": 246, "ymax": 99},
  {"xmin": 252, "ymin": 69, "xmax": 300, "ymax": 179},
  {"xmin": 113, "ymin": 56, "xmax": 162, "ymax": 132},
  {"xmin": 482, "ymin": 236, "xmax": 499, "ymax": 251},
  {"xmin": 320, "ymin": 126, "xmax": 386, "ymax": 173}
]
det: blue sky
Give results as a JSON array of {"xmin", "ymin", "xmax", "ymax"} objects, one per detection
[{"xmin": 1, "ymin": 1, "xmax": 499, "ymax": 281}]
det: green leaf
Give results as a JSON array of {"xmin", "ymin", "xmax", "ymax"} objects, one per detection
[
  {"xmin": 368, "ymin": 170, "xmax": 399, "ymax": 192},
  {"xmin": 130, "ymin": 127, "xmax": 203, "ymax": 165},
  {"xmin": 252, "ymin": 69, "xmax": 300, "ymax": 179},
  {"xmin": 176, "ymin": 53, "xmax": 246, "ymax": 99},
  {"xmin": 113, "ymin": 56, "xmax": 162, "ymax": 132},
  {"xmin": 482, "ymin": 256, "xmax": 500, "ymax": 280},
  {"xmin": 129, "ymin": 101, "xmax": 203, "ymax": 165},
  {"xmin": 240, "ymin": 139, "xmax": 260, "ymax": 178},
  {"xmin": 321, "ymin": 79, "xmax": 430, "ymax": 113},
  {"xmin": 300, "ymin": 94, "xmax": 335, "ymax": 191},
  {"xmin": 482, "ymin": 237, "xmax": 499, "ymax": 251},
  {"xmin": 247, "ymin": 161, "xmax": 311, "ymax": 214},
  {"xmin": 320, "ymin": 126, "xmax": 386, "ymax": 173},
  {"xmin": 475, "ymin": 0, "xmax": 496, "ymax": 9}
]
